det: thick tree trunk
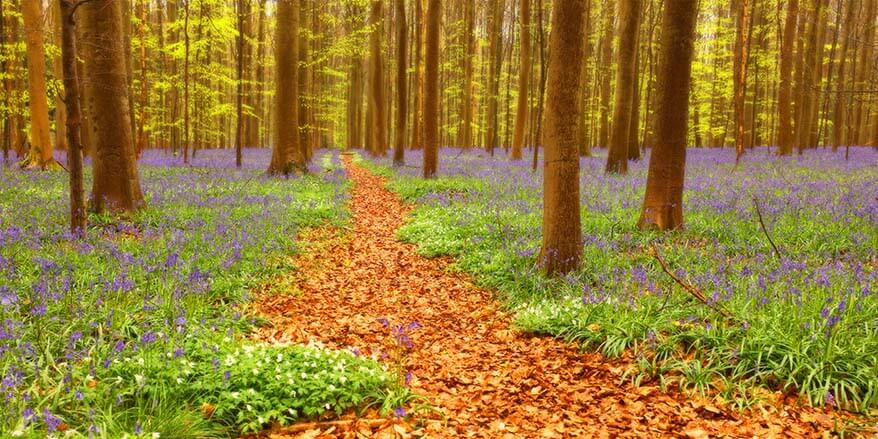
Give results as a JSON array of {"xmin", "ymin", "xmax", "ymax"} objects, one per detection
[
  {"xmin": 540, "ymin": 0, "xmax": 586, "ymax": 275},
  {"xmin": 368, "ymin": 0, "xmax": 388, "ymax": 156},
  {"xmin": 638, "ymin": 0, "xmax": 698, "ymax": 231},
  {"xmin": 0, "ymin": 1, "xmax": 8, "ymax": 162},
  {"xmin": 268, "ymin": 0, "xmax": 302, "ymax": 175},
  {"xmin": 605, "ymin": 0, "xmax": 641, "ymax": 174},
  {"xmin": 393, "ymin": 0, "xmax": 407, "ymax": 165},
  {"xmin": 80, "ymin": 0, "xmax": 144, "ymax": 213},
  {"xmin": 58, "ymin": 0, "xmax": 86, "ymax": 234},
  {"xmin": 423, "ymin": 0, "xmax": 439, "ymax": 177},
  {"xmin": 511, "ymin": 0, "xmax": 530, "ymax": 159},
  {"xmin": 777, "ymin": 0, "xmax": 798, "ymax": 155},
  {"xmin": 20, "ymin": 0, "xmax": 55, "ymax": 169}
]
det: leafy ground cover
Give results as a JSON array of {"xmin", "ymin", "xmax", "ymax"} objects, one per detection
[
  {"xmin": 363, "ymin": 147, "xmax": 878, "ymax": 413},
  {"xmin": 0, "ymin": 149, "xmax": 402, "ymax": 438}
]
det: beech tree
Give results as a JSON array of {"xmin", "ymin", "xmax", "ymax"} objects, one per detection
[
  {"xmin": 58, "ymin": 0, "xmax": 85, "ymax": 233},
  {"xmin": 80, "ymin": 0, "xmax": 144, "ymax": 213},
  {"xmin": 638, "ymin": 0, "xmax": 698, "ymax": 231},
  {"xmin": 367, "ymin": 0, "xmax": 387, "ymax": 156},
  {"xmin": 733, "ymin": 0, "xmax": 751, "ymax": 163},
  {"xmin": 776, "ymin": 0, "xmax": 798, "ymax": 156},
  {"xmin": 541, "ymin": 0, "xmax": 586, "ymax": 275},
  {"xmin": 605, "ymin": 0, "xmax": 641, "ymax": 174},
  {"xmin": 268, "ymin": 0, "xmax": 302, "ymax": 175},
  {"xmin": 510, "ymin": 0, "xmax": 530, "ymax": 160},
  {"xmin": 422, "ymin": 0, "xmax": 439, "ymax": 177},
  {"xmin": 19, "ymin": 0, "xmax": 55, "ymax": 169},
  {"xmin": 393, "ymin": 0, "xmax": 406, "ymax": 166}
]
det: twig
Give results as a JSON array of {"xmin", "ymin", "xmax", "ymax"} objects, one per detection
[
  {"xmin": 650, "ymin": 243, "xmax": 736, "ymax": 322},
  {"xmin": 752, "ymin": 196, "xmax": 782, "ymax": 260}
]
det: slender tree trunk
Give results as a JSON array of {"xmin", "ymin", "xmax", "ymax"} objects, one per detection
[
  {"xmin": 638, "ymin": 0, "xmax": 698, "ymax": 231},
  {"xmin": 485, "ymin": 0, "xmax": 503, "ymax": 155},
  {"xmin": 59, "ymin": 0, "xmax": 85, "ymax": 234},
  {"xmin": 458, "ymin": 0, "xmax": 475, "ymax": 150},
  {"xmin": 136, "ymin": 0, "xmax": 149, "ymax": 156},
  {"xmin": 852, "ymin": 0, "xmax": 875, "ymax": 145},
  {"xmin": 182, "ymin": 0, "xmax": 191, "ymax": 163},
  {"xmin": 423, "ymin": 0, "xmax": 440, "ymax": 177},
  {"xmin": 540, "ymin": 0, "xmax": 586, "ymax": 275},
  {"xmin": 733, "ymin": 0, "xmax": 752, "ymax": 163},
  {"xmin": 511, "ymin": 0, "xmax": 530, "ymax": 159},
  {"xmin": 393, "ymin": 0, "xmax": 407, "ymax": 165},
  {"xmin": 606, "ymin": 0, "xmax": 641, "ymax": 174},
  {"xmin": 597, "ymin": 1, "xmax": 614, "ymax": 149},
  {"xmin": 795, "ymin": 0, "xmax": 825, "ymax": 153},
  {"xmin": 51, "ymin": 0, "xmax": 68, "ymax": 152},
  {"xmin": 80, "ymin": 0, "xmax": 145, "ymax": 213},
  {"xmin": 577, "ymin": 0, "xmax": 592, "ymax": 156},
  {"xmin": 236, "ymin": 0, "xmax": 245, "ymax": 167},
  {"xmin": 20, "ymin": 0, "xmax": 55, "ymax": 169},
  {"xmin": 0, "ymin": 0, "xmax": 8, "ymax": 163},
  {"xmin": 831, "ymin": 0, "xmax": 855, "ymax": 151},
  {"xmin": 777, "ymin": 0, "xmax": 798, "ymax": 155},
  {"xmin": 268, "ymin": 0, "xmax": 302, "ymax": 175}
]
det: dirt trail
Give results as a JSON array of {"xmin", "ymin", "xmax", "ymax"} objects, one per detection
[{"xmin": 253, "ymin": 158, "xmax": 839, "ymax": 438}]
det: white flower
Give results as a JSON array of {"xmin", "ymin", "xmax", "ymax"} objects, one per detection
[
  {"xmin": 339, "ymin": 376, "xmax": 347, "ymax": 384},
  {"xmin": 152, "ymin": 433, "xmax": 161, "ymax": 439}
]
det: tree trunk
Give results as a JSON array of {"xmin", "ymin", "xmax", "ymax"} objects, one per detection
[
  {"xmin": 777, "ymin": 0, "xmax": 798, "ymax": 155},
  {"xmin": 577, "ymin": 0, "xmax": 592, "ymax": 157},
  {"xmin": 637, "ymin": 0, "xmax": 698, "ymax": 231},
  {"xmin": 182, "ymin": 0, "xmax": 191, "ymax": 163},
  {"xmin": 795, "ymin": 0, "xmax": 825, "ymax": 153},
  {"xmin": 605, "ymin": 0, "xmax": 641, "ymax": 174},
  {"xmin": 733, "ymin": 0, "xmax": 752, "ymax": 163},
  {"xmin": 393, "ymin": 0, "xmax": 407, "ymax": 165},
  {"xmin": 51, "ymin": 0, "xmax": 68, "ymax": 152},
  {"xmin": 852, "ymin": 0, "xmax": 875, "ymax": 145},
  {"xmin": 268, "ymin": 0, "xmax": 302, "ymax": 175},
  {"xmin": 80, "ymin": 0, "xmax": 145, "ymax": 213},
  {"xmin": 511, "ymin": 0, "xmax": 530, "ymax": 159},
  {"xmin": 597, "ymin": 1, "xmax": 614, "ymax": 149},
  {"xmin": 368, "ymin": 0, "xmax": 388, "ymax": 156},
  {"xmin": 20, "ymin": 0, "xmax": 55, "ymax": 169},
  {"xmin": 423, "ymin": 0, "xmax": 440, "ymax": 177},
  {"xmin": 540, "ymin": 0, "xmax": 586, "ymax": 275},
  {"xmin": 485, "ymin": 0, "xmax": 504, "ymax": 155},
  {"xmin": 831, "ymin": 0, "xmax": 855, "ymax": 151},
  {"xmin": 236, "ymin": 0, "xmax": 245, "ymax": 167},
  {"xmin": 58, "ymin": 0, "xmax": 86, "ymax": 234},
  {"xmin": 458, "ymin": 0, "xmax": 475, "ymax": 150}
]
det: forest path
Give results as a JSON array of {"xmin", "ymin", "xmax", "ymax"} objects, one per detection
[{"xmin": 251, "ymin": 157, "xmax": 834, "ymax": 438}]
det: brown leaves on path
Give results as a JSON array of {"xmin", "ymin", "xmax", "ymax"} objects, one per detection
[{"xmin": 250, "ymin": 158, "xmax": 847, "ymax": 438}]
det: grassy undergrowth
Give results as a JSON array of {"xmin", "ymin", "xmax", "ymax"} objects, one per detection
[
  {"xmin": 362, "ymin": 148, "xmax": 878, "ymax": 413},
  {"xmin": 1, "ymin": 150, "xmax": 406, "ymax": 438}
]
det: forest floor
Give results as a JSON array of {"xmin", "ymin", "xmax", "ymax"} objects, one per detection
[{"xmin": 250, "ymin": 156, "xmax": 848, "ymax": 438}]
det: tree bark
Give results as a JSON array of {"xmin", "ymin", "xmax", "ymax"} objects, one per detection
[
  {"xmin": 831, "ymin": 0, "xmax": 855, "ymax": 151},
  {"xmin": 605, "ymin": 0, "xmax": 641, "ymax": 174},
  {"xmin": 511, "ymin": 0, "xmax": 530, "ymax": 159},
  {"xmin": 368, "ymin": 0, "xmax": 388, "ymax": 156},
  {"xmin": 423, "ymin": 0, "xmax": 440, "ymax": 177},
  {"xmin": 597, "ymin": 1, "xmax": 614, "ymax": 149},
  {"xmin": 80, "ymin": 0, "xmax": 145, "ymax": 213},
  {"xmin": 20, "ymin": 0, "xmax": 55, "ymax": 169},
  {"xmin": 58, "ymin": 0, "xmax": 86, "ymax": 234},
  {"xmin": 795, "ymin": 0, "xmax": 825, "ymax": 153},
  {"xmin": 733, "ymin": 0, "xmax": 752, "ymax": 163},
  {"xmin": 393, "ymin": 0, "xmax": 407, "ymax": 165},
  {"xmin": 458, "ymin": 0, "xmax": 475, "ymax": 150},
  {"xmin": 485, "ymin": 0, "xmax": 504, "ymax": 155},
  {"xmin": 268, "ymin": 0, "xmax": 302, "ymax": 175},
  {"xmin": 51, "ymin": 0, "xmax": 68, "ymax": 152},
  {"xmin": 540, "ymin": 0, "xmax": 586, "ymax": 275},
  {"xmin": 777, "ymin": 0, "xmax": 798, "ymax": 155},
  {"xmin": 236, "ymin": 0, "xmax": 245, "ymax": 167},
  {"xmin": 637, "ymin": 0, "xmax": 698, "ymax": 231}
]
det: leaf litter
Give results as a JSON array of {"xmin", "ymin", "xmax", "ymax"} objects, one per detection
[{"xmin": 248, "ymin": 158, "xmax": 862, "ymax": 438}]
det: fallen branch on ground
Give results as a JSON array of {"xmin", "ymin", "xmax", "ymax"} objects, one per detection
[
  {"xmin": 650, "ymin": 243, "xmax": 737, "ymax": 323},
  {"xmin": 752, "ymin": 196, "xmax": 782, "ymax": 260}
]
